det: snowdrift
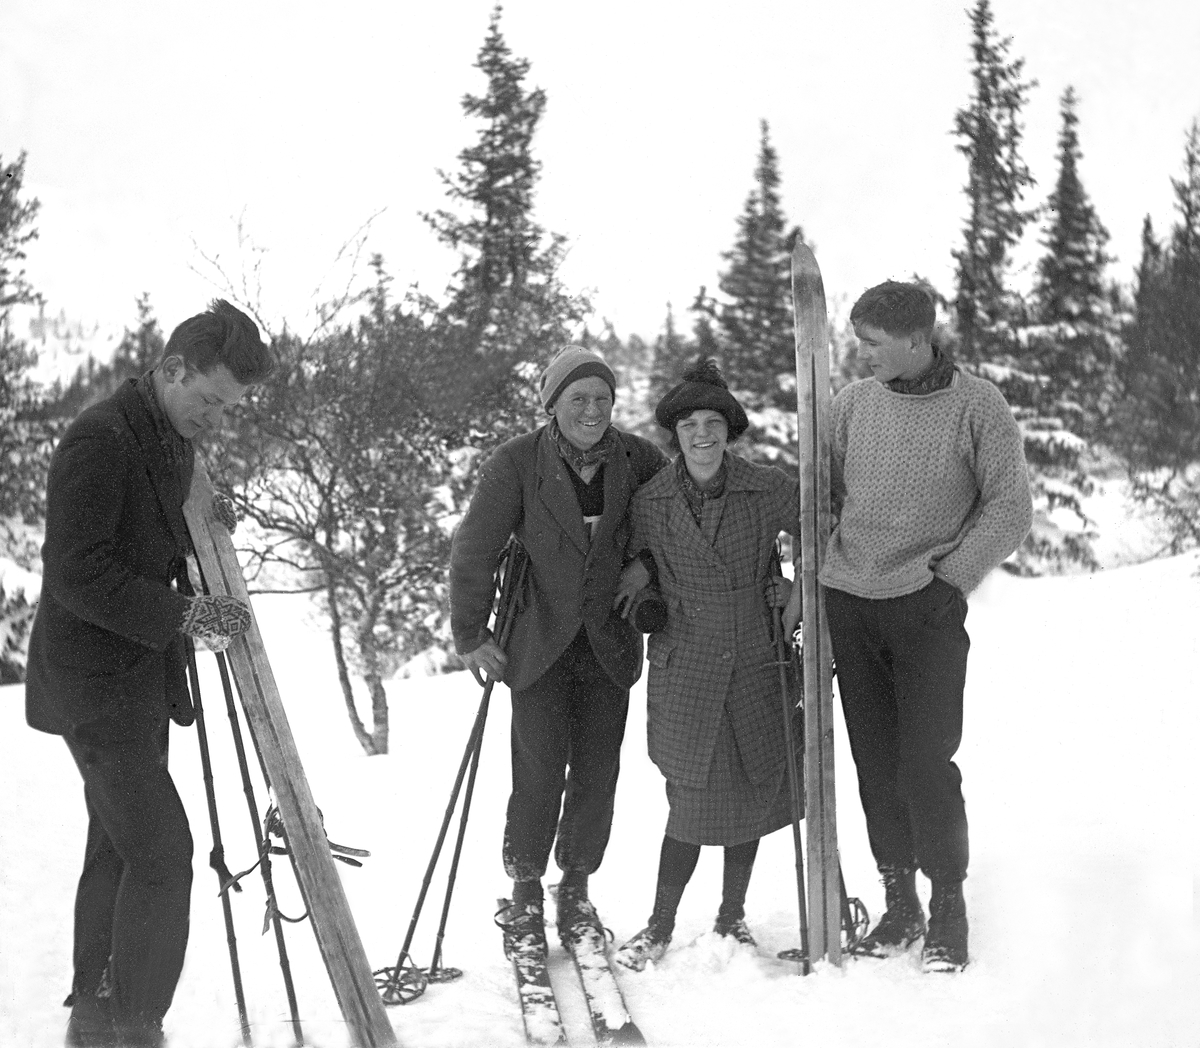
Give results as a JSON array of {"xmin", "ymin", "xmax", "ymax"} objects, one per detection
[{"xmin": 2, "ymin": 554, "xmax": 1197, "ymax": 1047}]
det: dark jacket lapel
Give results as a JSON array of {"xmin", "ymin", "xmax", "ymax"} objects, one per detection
[
  {"xmin": 588, "ymin": 432, "xmax": 635, "ymax": 563},
  {"xmin": 534, "ymin": 428, "xmax": 589, "ymax": 554},
  {"xmin": 116, "ymin": 380, "xmax": 194, "ymax": 557}
]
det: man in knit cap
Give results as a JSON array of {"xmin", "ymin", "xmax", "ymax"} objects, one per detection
[
  {"xmin": 824, "ymin": 281, "xmax": 1032, "ymax": 973},
  {"xmin": 450, "ymin": 345, "xmax": 668, "ymax": 956}
]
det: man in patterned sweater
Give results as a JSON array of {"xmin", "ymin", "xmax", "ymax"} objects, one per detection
[{"xmin": 823, "ymin": 281, "xmax": 1032, "ymax": 972}]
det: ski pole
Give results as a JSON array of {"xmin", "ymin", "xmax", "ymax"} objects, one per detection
[
  {"xmin": 770, "ymin": 543, "xmax": 811, "ymax": 974},
  {"xmin": 190, "ymin": 555, "xmax": 305, "ymax": 1045},
  {"xmin": 174, "ymin": 561, "xmax": 255, "ymax": 1044},
  {"xmin": 428, "ymin": 538, "xmax": 529, "ymax": 978},
  {"xmin": 183, "ymin": 636, "xmax": 253, "ymax": 1045},
  {"xmin": 213, "ymin": 649, "xmax": 305, "ymax": 1045},
  {"xmin": 377, "ymin": 538, "xmax": 529, "ymax": 1004}
]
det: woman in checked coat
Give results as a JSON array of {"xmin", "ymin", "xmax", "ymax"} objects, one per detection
[{"xmin": 613, "ymin": 358, "xmax": 804, "ymax": 971}]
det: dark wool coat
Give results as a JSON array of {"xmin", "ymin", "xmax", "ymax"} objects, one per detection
[
  {"xmin": 25, "ymin": 379, "xmax": 195, "ymax": 745},
  {"xmin": 631, "ymin": 453, "xmax": 801, "ymax": 790},
  {"xmin": 450, "ymin": 425, "xmax": 668, "ymax": 693}
]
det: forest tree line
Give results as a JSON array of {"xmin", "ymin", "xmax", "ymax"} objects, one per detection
[{"xmin": 3, "ymin": 1, "xmax": 1198, "ymax": 752}]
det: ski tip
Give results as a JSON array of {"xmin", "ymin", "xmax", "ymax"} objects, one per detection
[
  {"xmin": 791, "ymin": 240, "xmax": 820, "ymax": 273},
  {"xmin": 790, "ymin": 241, "xmax": 826, "ymax": 305}
]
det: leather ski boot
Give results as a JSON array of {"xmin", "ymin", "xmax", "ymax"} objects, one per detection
[
  {"xmin": 922, "ymin": 879, "xmax": 968, "ymax": 972},
  {"xmin": 851, "ymin": 864, "xmax": 926, "ymax": 958},
  {"xmin": 615, "ymin": 881, "xmax": 684, "ymax": 971},
  {"xmin": 614, "ymin": 920, "xmax": 673, "ymax": 971},
  {"xmin": 64, "ymin": 993, "xmax": 115, "ymax": 1048},
  {"xmin": 712, "ymin": 915, "xmax": 757, "ymax": 946},
  {"xmin": 555, "ymin": 886, "xmax": 604, "ymax": 945}
]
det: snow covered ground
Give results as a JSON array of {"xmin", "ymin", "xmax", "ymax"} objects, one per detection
[{"xmin": 2, "ymin": 552, "xmax": 1198, "ymax": 1048}]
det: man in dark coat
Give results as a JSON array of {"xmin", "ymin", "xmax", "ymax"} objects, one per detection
[
  {"xmin": 26, "ymin": 299, "xmax": 274, "ymax": 1047},
  {"xmin": 450, "ymin": 345, "xmax": 667, "ymax": 955}
]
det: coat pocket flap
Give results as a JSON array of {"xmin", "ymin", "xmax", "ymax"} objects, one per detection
[{"xmin": 646, "ymin": 635, "xmax": 674, "ymax": 669}]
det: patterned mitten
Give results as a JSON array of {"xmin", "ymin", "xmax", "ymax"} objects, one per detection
[
  {"xmin": 212, "ymin": 493, "xmax": 239, "ymax": 532},
  {"xmin": 180, "ymin": 595, "xmax": 252, "ymax": 652}
]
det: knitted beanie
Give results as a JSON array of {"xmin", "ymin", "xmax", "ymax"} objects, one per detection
[
  {"xmin": 655, "ymin": 357, "xmax": 749, "ymax": 438},
  {"xmin": 539, "ymin": 345, "xmax": 617, "ymax": 412}
]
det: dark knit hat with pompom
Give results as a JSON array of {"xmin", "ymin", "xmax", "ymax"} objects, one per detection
[{"xmin": 654, "ymin": 357, "xmax": 749, "ymax": 438}]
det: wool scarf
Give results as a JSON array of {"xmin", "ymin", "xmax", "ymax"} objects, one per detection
[
  {"xmin": 137, "ymin": 370, "xmax": 194, "ymax": 486},
  {"xmin": 675, "ymin": 453, "xmax": 727, "ymax": 527},
  {"xmin": 885, "ymin": 346, "xmax": 956, "ymax": 396},
  {"xmin": 550, "ymin": 418, "xmax": 617, "ymax": 473}
]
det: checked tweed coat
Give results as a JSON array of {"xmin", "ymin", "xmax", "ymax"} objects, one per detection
[{"xmin": 630, "ymin": 452, "xmax": 802, "ymax": 794}]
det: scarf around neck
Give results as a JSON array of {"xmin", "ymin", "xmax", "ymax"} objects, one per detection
[
  {"xmin": 550, "ymin": 417, "xmax": 617, "ymax": 473},
  {"xmin": 885, "ymin": 346, "xmax": 957, "ymax": 396},
  {"xmin": 137, "ymin": 370, "xmax": 194, "ymax": 478},
  {"xmin": 676, "ymin": 453, "xmax": 727, "ymax": 526}
]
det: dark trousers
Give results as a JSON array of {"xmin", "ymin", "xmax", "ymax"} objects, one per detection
[
  {"xmin": 503, "ymin": 628, "xmax": 630, "ymax": 882},
  {"xmin": 825, "ymin": 579, "xmax": 971, "ymax": 883},
  {"xmin": 64, "ymin": 722, "xmax": 193, "ymax": 1024}
]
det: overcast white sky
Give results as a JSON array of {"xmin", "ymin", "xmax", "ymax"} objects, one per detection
[{"xmin": 2, "ymin": 0, "xmax": 1198, "ymax": 344}]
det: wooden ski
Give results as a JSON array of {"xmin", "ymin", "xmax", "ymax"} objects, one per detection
[
  {"xmin": 183, "ymin": 457, "xmax": 400, "ymax": 1048},
  {"xmin": 791, "ymin": 241, "xmax": 842, "ymax": 966}
]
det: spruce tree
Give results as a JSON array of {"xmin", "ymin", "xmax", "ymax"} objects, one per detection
[
  {"xmin": 648, "ymin": 302, "xmax": 693, "ymax": 421},
  {"xmin": 424, "ymin": 5, "xmax": 588, "ymax": 442},
  {"xmin": 0, "ymin": 151, "xmax": 55, "ymax": 536},
  {"xmin": 1034, "ymin": 89, "xmax": 1111, "ymax": 325},
  {"xmin": 1119, "ymin": 121, "xmax": 1200, "ymax": 550},
  {"xmin": 0, "ymin": 150, "xmax": 55, "ymax": 684},
  {"xmin": 951, "ymin": 10, "xmax": 1104, "ymax": 572},
  {"xmin": 694, "ymin": 120, "xmax": 804, "ymax": 466},
  {"xmin": 951, "ymin": 0, "xmax": 1036, "ymax": 360},
  {"xmin": 1166, "ymin": 120, "xmax": 1200, "ymax": 360},
  {"xmin": 1027, "ymin": 87, "xmax": 1121, "ymax": 436},
  {"xmin": 711, "ymin": 120, "xmax": 800, "ymax": 409}
]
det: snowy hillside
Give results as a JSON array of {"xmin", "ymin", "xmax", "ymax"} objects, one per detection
[
  {"xmin": 2, "ymin": 554, "xmax": 1198, "ymax": 1048},
  {"xmin": 11, "ymin": 303, "xmax": 124, "ymax": 390}
]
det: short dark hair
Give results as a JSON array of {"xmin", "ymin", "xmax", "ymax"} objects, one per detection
[
  {"xmin": 162, "ymin": 299, "xmax": 274, "ymax": 384},
  {"xmin": 850, "ymin": 281, "xmax": 936, "ymax": 339}
]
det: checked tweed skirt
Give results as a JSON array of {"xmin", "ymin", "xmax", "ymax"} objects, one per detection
[{"xmin": 664, "ymin": 707, "xmax": 793, "ymax": 846}]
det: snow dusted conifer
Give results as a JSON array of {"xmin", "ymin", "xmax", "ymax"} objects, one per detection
[
  {"xmin": 1025, "ymin": 87, "xmax": 1122, "ymax": 438},
  {"xmin": 648, "ymin": 302, "xmax": 692, "ymax": 428},
  {"xmin": 712, "ymin": 121, "xmax": 800, "ymax": 406},
  {"xmin": 0, "ymin": 151, "xmax": 52, "ymax": 532},
  {"xmin": 951, "ymin": 0, "xmax": 1036, "ymax": 362},
  {"xmin": 0, "ymin": 150, "xmax": 57, "ymax": 683},
  {"xmin": 695, "ymin": 120, "xmax": 805, "ymax": 466},
  {"xmin": 424, "ymin": 5, "xmax": 588, "ymax": 445},
  {"xmin": 946, "ymin": 9, "xmax": 1099, "ymax": 573},
  {"xmin": 1034, "ymin": 89, "xmax": 1112, "ymax": 326},
  {"xmin": 1118, "ymin": 121, "xmax": 1200, "ymax": 551}
]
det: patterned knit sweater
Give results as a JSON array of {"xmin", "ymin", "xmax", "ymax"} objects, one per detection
[{"xmin": 820, "ymin": 368, "xmax": 1032, "ymax": 599}]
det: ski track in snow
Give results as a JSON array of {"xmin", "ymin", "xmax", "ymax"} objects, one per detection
[{"xmin": 2, "ymin": 554, "xmax": 1198, "ymax": 1048}]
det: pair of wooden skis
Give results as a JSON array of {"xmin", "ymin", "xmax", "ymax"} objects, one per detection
[
  {"xmin": 786, "ymin": 241, "xmax": 845, "ymax": 969},
  {"xmin": 183, "ymin": 466, "xmax": 399, "ymax": 1048}
]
